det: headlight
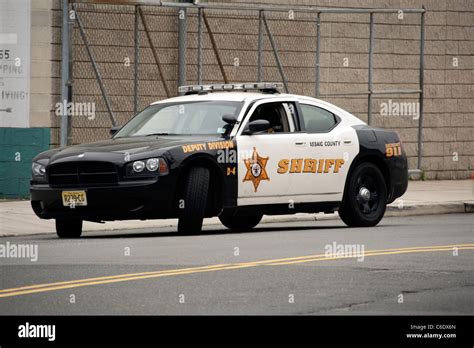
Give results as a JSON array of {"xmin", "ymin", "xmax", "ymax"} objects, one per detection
[
  {"xmin": 132, "ymin": 160, "xmax": 145, "ymax": 173},
  {"xmin": 32, "ymin": 162, "xmax": 46, "ymax": 176},
  {"xmin": 129, "ymin": 158, "xmax": 169, "ymax": 176},
  {"xmin": 146, "ymin": 158, "xmax": 159, "ymax": 171}
]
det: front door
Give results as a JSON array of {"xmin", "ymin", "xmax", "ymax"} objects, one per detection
[
  {"xmin": 236, "ymin": 99, "xmax": 304, "ymax": 206},
  {"xmin": 236, "ymin": 99, "xmax": 358, "ymax": 206}
]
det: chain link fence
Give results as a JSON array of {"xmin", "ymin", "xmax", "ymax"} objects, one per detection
[{"xmin": 64, "ymin": 1, "xmax": 425, "ymax": 171}]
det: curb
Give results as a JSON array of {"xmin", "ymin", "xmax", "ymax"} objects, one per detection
[
  {"xmin": 385, "ymin": 202, "xmax": 468, "ymax": 217},
  {"xmin": 1, "ymin": 201, "xmax": 472, "ymax": 237},
  {"xmin": 51, "ymin": 202, "xmax": 474, "ymax": 232},
  {"xmin": 257, "ymin": 201, "xmax": 472, "ymax": 224}
]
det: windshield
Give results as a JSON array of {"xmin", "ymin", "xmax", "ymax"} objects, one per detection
[{"xmin": 114, "ymin": 100, "xmax": 243, "ymax": 137}]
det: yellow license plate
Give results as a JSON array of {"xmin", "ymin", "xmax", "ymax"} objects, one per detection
[{"xmin": 62, "ymin": 191, "xmax": 87, "ymax": 206}]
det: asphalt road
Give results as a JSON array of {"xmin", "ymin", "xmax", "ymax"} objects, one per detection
[{"xmin": 0, "ymin": 214, "xmax": 473, "ymax": 315}]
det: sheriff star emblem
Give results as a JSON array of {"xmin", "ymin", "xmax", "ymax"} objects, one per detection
[{"xmin": 243, "ymin": 147, "xmax": 270, "ymax": 192}]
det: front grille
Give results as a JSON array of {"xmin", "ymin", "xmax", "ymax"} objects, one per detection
[{"xmin": 48, "ymin": 161, "xmax": 118, "ymax": 187}]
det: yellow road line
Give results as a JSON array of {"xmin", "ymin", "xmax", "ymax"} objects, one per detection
[
  {"xmin": 268, "ymin": 247, "xmax": 474, "ymax": 266},
  {"xmin": 0, "ymin": 263, "xmax": 259, "ymax": 298},
  {"xmin": 0, "ymin": 263, "xmax": 234, "ymax": 294},
  {"xmin": 0, "ymin": 244, "xmax": 472, "ymax": 298},
  {"xmin": 245, "ymin": 243, "xmax": 474, "ymax": 265}
]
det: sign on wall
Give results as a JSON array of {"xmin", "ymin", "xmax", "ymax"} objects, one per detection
[{"xmin": 0, "ymin": 0, "xmax": 30, "ymax": 128}]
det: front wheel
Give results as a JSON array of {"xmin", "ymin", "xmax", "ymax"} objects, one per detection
[
  {"xmin": 338, "ymin": 162, "xmax": 387, "ymax": 227},
  {"xmin": 56, "ymin": 219, "xmax": 83, "ymax": 238},
  {"xmin": 219, "ymin": 213, "xmax": 263, "ymax": 230},
  {"xmin": 177, "ymin": 166, "xmax": 210, "ymax": 235}
]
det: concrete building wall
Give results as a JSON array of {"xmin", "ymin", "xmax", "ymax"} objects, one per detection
[{"xmin": 30, "ymin": 0, "xmax": 54, "ymax": 129}]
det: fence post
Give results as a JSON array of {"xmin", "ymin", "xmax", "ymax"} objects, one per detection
[
  {"xmin": 133, "ymin": 5, "xmax": 140, "ymax": 114},
  {"xmin": 178, "ymin": 6, "xmax": 187, "ymax": 93},
  {"xmin": 257, "ymin": 10, "xmax": 264, "ymax": 82},
  {"xmin": 315, "ymin": 12, "xmax": 321, "ymax": 97},
  {"xmin": 197, "ymin": 7, "xmax": 203, "ymax": 85},
  {"xmin": 367, "ymin": 12, "xmax": 375, "ymax": 125},
  {"xmin": 60, "ymin": 0, "xmax": 70, "ymax": 147},
  {"xmin": 417, "ymin": 7, "xmax": 425, "ymax": 171},
  {"xmin": 67, "ymin": 6, "xmax": 74, "ymax": 145}
]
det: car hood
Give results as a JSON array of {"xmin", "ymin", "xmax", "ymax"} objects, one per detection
[{"xmin": 35, "ymin": 135, "xmax": 223, "ymax": 164}]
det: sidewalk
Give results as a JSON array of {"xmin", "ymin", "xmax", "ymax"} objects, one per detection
[{"xmin": 0, "ymin": 180, "xmax": 472, "ymax": 237}]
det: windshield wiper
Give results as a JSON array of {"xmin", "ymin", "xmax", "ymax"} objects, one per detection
[{"xmin": 144, "ymin": 133, "xmax": 172, "ymax": 136}]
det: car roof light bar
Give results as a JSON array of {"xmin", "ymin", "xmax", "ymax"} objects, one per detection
[{"xmin": 178, "ymin": 82, "xmax": 283, "ymax": 95}]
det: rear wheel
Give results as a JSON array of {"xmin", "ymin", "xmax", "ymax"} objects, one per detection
[
  {"xmin": 338, "ymin": 162, "xmax": 387, "ymax": 227},
  {"xmin": 177, "ymin": 166, "xmax": 210, "ymax": 235},
  {"xmin": 219, "ymin": 213, "xmax": 263, "ymax": 230},
  {"xmin": 55, "ymin": 219, "xmax": 83, "ymax": 238}
]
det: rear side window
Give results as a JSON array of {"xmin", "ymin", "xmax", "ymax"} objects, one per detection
[{"xmin": 300, "ymin": 104, "xmax": 337, "ymax": 132}]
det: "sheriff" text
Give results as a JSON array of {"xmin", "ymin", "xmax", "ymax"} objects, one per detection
[{"xmin": 277, "ymin": 158, "xmax": 345, "ymax": 174}]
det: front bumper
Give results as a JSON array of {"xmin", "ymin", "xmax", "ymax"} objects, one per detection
[{"xmin": 30, "ymin": 177, "xmax": 176, "ymax": 221}]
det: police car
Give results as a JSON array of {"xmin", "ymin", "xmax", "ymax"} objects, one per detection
[{"xmin": 31, "ymin": 83, "xmax": 408, "ymax": 238}]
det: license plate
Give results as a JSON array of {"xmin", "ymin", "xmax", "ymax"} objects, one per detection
[{"xmin": 62, "ymin": 191, "xmax": 87, "ymax": 207}]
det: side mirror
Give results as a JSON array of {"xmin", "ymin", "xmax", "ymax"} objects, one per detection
[
  {"xmin": 109, "ymin": 125, "xmax": 121, "ymax": 136},
  {"xmin": 244, "ymin": 119, "xmax": 271, "ymax": 135},
  {"xmin": 222, "ymin": 114, "xmax": 238, "ymax": 125}
]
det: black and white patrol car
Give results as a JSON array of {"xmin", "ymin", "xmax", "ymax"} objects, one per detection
[{"xmin": 31, "ymin": 83, "xmax": 408, "ymax": 238}]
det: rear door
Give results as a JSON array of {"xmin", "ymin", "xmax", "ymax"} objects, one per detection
[{"xmin": 295, "ymin": 101, "xmax": 359, "ymax": 201}]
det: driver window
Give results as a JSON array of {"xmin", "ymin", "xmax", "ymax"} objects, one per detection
[{"xmin": 247, "ymin": 102, "xmax": 291, "ymax": 133}]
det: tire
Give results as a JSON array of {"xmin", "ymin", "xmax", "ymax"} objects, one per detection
[
  {"xmin": 338, "ymin": 162, "xmax": 387, "ymax": 227},
  {"xmin": 219, "ymin": 213, "xmax": 263, "ymax": 230},
  {"xmin": 177, "ymin": 166, "xmax": 210, "ymax": 235},
  {"xmin": 55, "ymin": 219, "xmax": 83, "ymax": 238}
]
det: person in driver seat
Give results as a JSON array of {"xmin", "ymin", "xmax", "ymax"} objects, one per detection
[{"xmin": 255, "ymin": 105, "xmax": 283, "ymax": 133}]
